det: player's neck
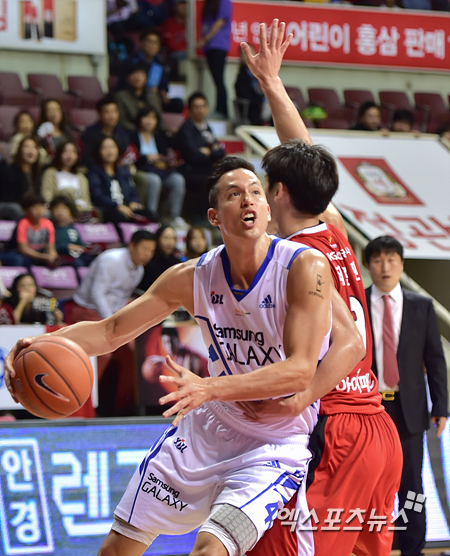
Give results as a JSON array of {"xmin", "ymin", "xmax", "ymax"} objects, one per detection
[
  {"xmin": 278, "ymin": 209, "xmax": 320, "ymax": 239},
  {"xmin": 225, "ymin": 234, "xmax": 271, "ymax": 290}
]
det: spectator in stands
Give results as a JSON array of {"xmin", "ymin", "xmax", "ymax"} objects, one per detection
[
  {"xmin": 235, "ymin": 45, "xmax": 266, "ymax": 125},
  {"xmin": 107, "ymin": 0, "xmax": 139, "ymax": 39},
  {"xmin": 185, "ymin": 225, "xmax": 208, "ymax": 259},
  {"xmin": 173, "ymin": 92, "xmax": 225, "ymax": 223},
  {"xmin": 49, "ymin": 196, "xmax": 93, "ymax": 268},
  {"xmin": 351, "ymin": 101, "xmax": 385, "ymax": 131},
  {"xmin": 138, "ymin": 224, "xmax": 181, "ymax": 290},
  {"xmin": 131, "ymin": 28, "xmax": 184, "ymax": 114},
  {"xmin": 115, "ymin": 62, "xmax": 165, "ymax": 131},
  {"xmin": 3, "ymin": 272, "xmax": 63, "ymax": 325},
  {"xmin": 87, "ymin": 136, "xmax": 152, "ymax": 225},
  {"xmin": 0, "ymin": 136, "xmax": 42, "ymax": 221},
  {"xmin": 70, "ymin": 229, "xmax": 155, "ymax": 319},
  {"xmin": 0, "ymin": 298, "xmax": 14, "ymax": 324},
  {"xmin": 8, "ymin": 111, "xmax": 36, "ymax": 157},
  {"xmin": 131, "ymin": 106, "xmax": 186, "ymax": 226},
  {"xmin": 80, "ymin": 95, "xmax": 131, "ymax": 169},
  {"xmin": 197, "ymin": 0, "xmax": 232, "ymax": 119},
  {"xmin": 0, "ymin": 272, "xmax": 14, "ymax": 324},
  {"xmin": 41, "ymin": 141, "xmax": 93, "ymax": 213},
  {"xmin": 0, "ymin": 192, "xmax": 58, "ymax": 269},
  {"xmin": 37, "ymin": 99, "xmax": 74, "ymax": 159},
  {"xmin": 391, "ymin": 109, "xmax": 416, "ymax": 132},
  {"xmin": 437, "ymin": 121, "xmax": 450, "ymax": 141},
  {"xmin": 159, "ymin": 0, "xmax": 187, "ymax": 80}
]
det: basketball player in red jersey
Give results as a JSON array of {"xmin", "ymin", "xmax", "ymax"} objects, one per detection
[{"xmin": 242, "ymin": 20, "xmax": 403, "ymax": 556}]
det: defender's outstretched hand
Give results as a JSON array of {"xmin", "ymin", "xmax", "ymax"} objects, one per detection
[
  {"xmin": 240, "ymin": 19, "xmax": 292, "ymax": 85},
  {"xmin": 159, "ymin": 356, "xmax": 212, "ymax": 426}
]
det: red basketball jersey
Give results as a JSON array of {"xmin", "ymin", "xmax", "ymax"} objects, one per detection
[{"xmin": 289, "ymin": 222, "xmax": 382, "ymax": 415}]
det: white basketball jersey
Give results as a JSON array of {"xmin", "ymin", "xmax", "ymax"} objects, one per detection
[{"xmin": 193, "ymin": 237, "xmax": 331, "ymax": 439}]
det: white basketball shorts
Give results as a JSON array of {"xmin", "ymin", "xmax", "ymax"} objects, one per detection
[{"xmin": 114, "ymin": 401, "xmax": 312, "ymax": 549}]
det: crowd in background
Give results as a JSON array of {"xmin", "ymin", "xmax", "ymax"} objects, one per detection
[{"xmin": 1, "ymin": 0, "xmax": 449, "ymax": 419}]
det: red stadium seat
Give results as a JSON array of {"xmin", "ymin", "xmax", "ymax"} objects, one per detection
[
  {"xmin": 0, "ymin": 72, "xmax": 38, "ymax": 107},
  {"xmin": 70, "ymin": 108, "xmax": 98, "ymax": 132},
  {"xmin": 67, "ymin": 75, "xmax": 104, "ymax": 109},
  {"xmin": 162, "ymin": 112, "xmax": 185, "ymax": 134},
  {"xmin": 344, "ymin": 89, "xmax": 375, "ymax": 109},
  {"xmin": 0, "ymin": 105, "xmax": 21, "ymax": 141},
  {"xmin": 27, "ymin": 73, "xmax": 78, "ymax": 110},
  {"xmin": 308, "ymin": 88, "xmax": 354, "ymax": 129},
  {"xmin": 379, "ymin": 90, "xmax": 425, "ymax": 130},
  {"xmin": 414, "ymin": 92, "xmax": 450, "ymax": 133}
]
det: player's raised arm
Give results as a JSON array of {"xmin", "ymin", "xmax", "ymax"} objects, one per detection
[
  {"xmin": 4, "ymin": 260, "xmax": 196, "ymax": 399},
  {"xmin": 241, "ymin": 19, "xmax": 311, "ymax": 145}
]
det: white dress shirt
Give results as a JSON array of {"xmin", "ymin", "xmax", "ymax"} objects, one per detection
[
  {"xmin": 74, "ymin": 247, "xmax": 143, "ymax": 319},
  {"xmin": 370, "ymin": 282, "xmax": 403, "ymax": 392}
]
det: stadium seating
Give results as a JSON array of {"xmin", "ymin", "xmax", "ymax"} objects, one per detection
[
  {"xmin": 30, "ymin": 265, "xmax": 79, "ymax": 299},
  {"xmin": 27, "ymin": 73, "xmax": 78, "ymax": 110},
  {"xmin": 70, "ymin": 108, "xmax": 98, "ymax": 132},
  {"xmin": 0, "ymin": 106, "xmax": 22, "ymax": 141},
  {"xmin": 74, "ymin": 222, "xmax": 121, "ymax": 249},
  {"xmin": 308, "ymin": 88, "xmax": 354, "ymax": 129},
  {"xmin": 67, "ymin": 76, "xmax": 104, "ymax": 109},
  {"xmin": 118, "ymin": 222, "xmax": 160, "ymax": 244},
  {"xmin": 414, "ymin": 92, "xmax": 450, "ymax": 133},
  {"xmin": 161, "ymin": 112, "xmax": 185, "ymax": 134},
  {"xmin": 379, "ymin": 90, "xmax": 425, "ymax": 131},
  {"xmin": 0, "ymin": 266, "xmax": 28, "ymax": 289},
  {"xmin": 0, "ymin": 72, "xmax": 38, "ymax": 107}
]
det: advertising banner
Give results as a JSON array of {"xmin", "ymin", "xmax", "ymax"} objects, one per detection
[
  {"xmin": 0, "ymin": 0, "xmax": 106, "ymax": 55},
  {"xmin": 195, "ymin": 0, "xmax": 450, "ymax": 72},
  {"xmin": 249, "ymin": 129, "xmax": 450, "ymax": 259}
]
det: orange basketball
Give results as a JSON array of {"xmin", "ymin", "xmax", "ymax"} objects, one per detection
[{"xmin": 12, "ymin": 336, "xmax": 93, "ymax": 419}]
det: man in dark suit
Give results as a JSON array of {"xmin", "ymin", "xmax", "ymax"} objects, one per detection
[
  {"xmin": 365, "ymin": 235, "xmax": 448, "ymax": 556},
  {"xmin": 173, "ymin": 92, "xmax": 225, "ymax": 224}
]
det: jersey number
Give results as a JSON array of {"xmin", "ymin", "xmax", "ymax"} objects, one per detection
[{"xmin": 349, "ymin": 296, "xmax": 367, "ymax": 351}]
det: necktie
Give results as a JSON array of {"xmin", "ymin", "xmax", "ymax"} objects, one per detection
[{"xmin": 382, "ymin": 295, "xmax": 400, "ymax": 389}]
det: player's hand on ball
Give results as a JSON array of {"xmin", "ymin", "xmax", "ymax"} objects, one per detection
[
  {"xmin": 160, "ymin": 356, "xmax": 212, "ymax": 426},
  {"xmin": 4, "ymin": 336, "xmax": 37, "ymax": 402}
]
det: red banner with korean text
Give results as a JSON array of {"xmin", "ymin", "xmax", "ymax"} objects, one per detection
[{"xmin": 195, "ymin": 0, "xmax": 450, "ymax": 72}]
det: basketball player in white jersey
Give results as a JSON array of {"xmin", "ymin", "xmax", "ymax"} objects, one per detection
[{"xmin": 4, "ymin": 158, "xmax": 364, "ymax": 556}]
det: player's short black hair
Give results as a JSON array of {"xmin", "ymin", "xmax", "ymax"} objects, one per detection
[
  {"xmin": 262, "ymin": 139, "xmax": 338, "ymax": 215},
  {"xmin": 130, "ymin": 229, "xmax": 156, "ymax": 245},
  {"xmin": 364, "ymin": 235, "xmax": 404, "ymax": 263},
  {"xmin": 206, "ymin": 157, "xmax": 257, "ymax": 209}
]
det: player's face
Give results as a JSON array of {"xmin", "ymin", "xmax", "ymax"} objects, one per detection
[
  {"xmin": 367, "ymin": 250, "xmax": 404, "ymax": 293},
  {"xmin": 209, "ymin": 169, "xmax": 270, "ymax": 239}
]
